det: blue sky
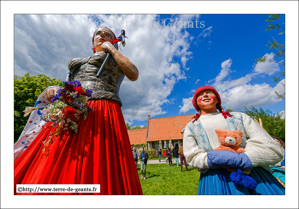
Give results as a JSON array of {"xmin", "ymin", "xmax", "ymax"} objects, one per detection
[{"xmin": 14, "ymin": 14, "xmax": 285, "ymax": 127}]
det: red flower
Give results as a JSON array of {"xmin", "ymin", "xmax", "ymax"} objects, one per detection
[
  {"xmin": 74, "ymin": 86, "xmax": 86, "ymax": 96},
  {"xmin": 65, "ymin": 84, "xmax": 74, "ymax": 92},
  {"xmin": 62, "ymin": 106, "xmax": 77, "ymax": 120},
  {"xmin": 66, "ymin": 97, "xmax": 74, "ymax": 104},
  {"xmin": 61, "ymin": 94, "xmax": 68, "ymax": 102}
]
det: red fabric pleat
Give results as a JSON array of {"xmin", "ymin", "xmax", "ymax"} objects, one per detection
[{"xmin": 14, "ymin": 100, "xmax": 143, "ymax": 195}]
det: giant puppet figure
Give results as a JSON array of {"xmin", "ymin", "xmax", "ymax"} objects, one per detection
[
  {"xmin": 14, "ymin": 27, "xmax": 143, "ymax": 195},
  {"xmin": 183, "ymin": 86, "xmax": 285, "ymax": 195}
]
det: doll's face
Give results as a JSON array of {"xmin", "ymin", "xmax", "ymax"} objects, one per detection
[
  {"xmin": 196, "ymin": 90, "xmax": 219, "ymax": 110},
  {"xmin": 93, "ymin": 28, "xmax": 115, "ymax": 51}
]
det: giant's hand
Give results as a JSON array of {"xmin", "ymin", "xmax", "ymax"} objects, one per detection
[
  {"xmin": 45, "ymin": 86, "xmax": 60, "ymax": 103},
  {"xmin": 101, "ymin": 41, "xmax": 115, "ymax": 54},
  {"xmin": 207, "ymin": 150, "xmax": 253, "ymax": 170}
]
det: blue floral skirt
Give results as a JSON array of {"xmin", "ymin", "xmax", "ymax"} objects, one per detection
[
  {"xmin": 198, "ymin": 167, "xmax": 285, "ymax": 195},
  {"xmin": 270, "ymin": 166, "xmax": 285, "ymax": 184}
]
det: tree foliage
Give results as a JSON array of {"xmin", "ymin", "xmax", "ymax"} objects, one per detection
[
  {"xmin": 126, "ymin": 123, "xmax": 131, "ymax": 130},
  {"xmin": 225, "ymin": 108, "xmax": 233, "ymax": 112},
  {"xmin": 126, "ymin": 123, "xmax": 147, "ymax": 130},
  {"xmin": 14, "ymin": 73, "xmax": 61, "ymax": 142},
  {"xmin": 243, "ymin": 106, "xmax": 285, "ymax": 141},
  {"xmin": 256, "ymin": 14, "xmax": 285, "ymax": 99}
]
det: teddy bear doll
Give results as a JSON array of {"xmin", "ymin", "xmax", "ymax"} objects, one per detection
[{"xmin": 214, "ymin": 129, "xmax": 257, "ymax": 190}]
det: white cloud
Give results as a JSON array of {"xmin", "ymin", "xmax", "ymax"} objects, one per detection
[
  {"xmin": 279, "ymin": 110, "xmax": 285, "ymax": 119},
  {"xmin": 213, "ymin": 73, "xmax": 256, "ymax": 90},
  {"xmin": 179, "ymin": 97, "xmax": 193, "ymax": 113},
  {"xmin": 14, "ymin": 14, "xmax": 195, "ymax": 122},
  {"xmin": 214, "ymin": 58, "xmax": 232, "ymax": 83},
  {"xmin": 14, "ymin": 15, "xmax": 96, "ymax": 79},
  {"xmin": 254, "ymin": 52, "xmax": 280, "ymax": 75},
  {"xmin": 199, "ymin": 26, "xmax": 212, "ymax": 38},
  {"xmin": 179, "ymin": 58, "xmax": 284, "ymax": 113},
  {"xmin": 195, "ymin": 79, "xmax": 200, "ymax": 84},
  {"xmin": 219, "ymin": 83, "xmax": 282, "ymax": 111},
  {"xmin": 273, "ymin": 79, "xmax": 285, "ymax": 96}
]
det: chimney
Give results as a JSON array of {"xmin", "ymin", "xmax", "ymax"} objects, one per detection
[{"xmin": 146, "ymin": 115, "xmax": 150, "ymax": 141}]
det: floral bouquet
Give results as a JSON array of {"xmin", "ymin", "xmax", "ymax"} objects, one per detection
[{"xmin": 24, "ymin": 80, "xmax": 92, "ymax": 155}]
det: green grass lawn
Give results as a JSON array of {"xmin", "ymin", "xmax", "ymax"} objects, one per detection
[
  {"xmin": 138, "ymin": 157, "xmax": 164, "ymax": 161},
  {"xmin": 137, "ymin": 163, "xmax": 200, "ymax": 195}
]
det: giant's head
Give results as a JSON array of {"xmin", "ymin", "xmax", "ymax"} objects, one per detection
[
  {"xmin": 92, "ymin": 27, "xmax": 116, "ymax": 53},
  {"xmin": 192, "ymin": 86, "xmax": 221, "ymax": 113}
]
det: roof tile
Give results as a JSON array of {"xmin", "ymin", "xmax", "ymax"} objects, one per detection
[
  {"xmin": 127, "ymin": 129, "xmax": 147, "ymax": 145},
  {"xmin": 147, "ymin": 114, "xmax": 194, "ymax": 141}
]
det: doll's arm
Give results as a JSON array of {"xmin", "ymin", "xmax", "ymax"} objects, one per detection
[
  {"xmin": 183, "ymin": 127, "xmax": 210, "ymax": 173},
  {"xmin": 101, "ymin": 42, "xmax": 138, "ymax": 81},
  {"xmin": 242, "ymin": 113, "xmax": 284, "ymax": 167}
]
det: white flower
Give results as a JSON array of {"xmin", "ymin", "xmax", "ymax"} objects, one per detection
[
  {"xmin": 23, "ymin": 106, "xmax": 38, "ymax": 117},
  {"xmin": 48, "ymin": 104, "xmax": 54, "ymax": 109}
]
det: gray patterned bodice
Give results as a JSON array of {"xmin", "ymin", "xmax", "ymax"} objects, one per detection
[{"xmin": 68, "ymin": 51, "xmax": 124, "ymax": 106}]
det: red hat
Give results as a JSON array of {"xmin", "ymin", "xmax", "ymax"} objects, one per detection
[{"xmin": 192, "ymin": 86, "xmax": 221, "ymax": 112}]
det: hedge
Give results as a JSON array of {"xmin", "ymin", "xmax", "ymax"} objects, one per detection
[{"xmin": 139, "ymin": 148, "xmax": 171, "ymax": 159}]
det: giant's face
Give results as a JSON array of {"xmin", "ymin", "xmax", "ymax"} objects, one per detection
[
  {"xmin": 196, "ymin": 90, "xmax": 219, "ymax": 110},
  {"xmin": 93, "ymin": 28, "xmax": 115, "ymax": 51}
]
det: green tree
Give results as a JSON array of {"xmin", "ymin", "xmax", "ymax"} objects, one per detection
[
  {"xmin": 14, "ymin": 73, "xmax": 61, "ymax": 142},
  {"xmin": 126, "ymin": 123, "xmax": 131, "ymax": 130},
  {"xmin": 243, "ymin": 106, "xmax": 285, "ymax": 141},
  {"xmin": 256, "ymin": 14, "xmax": 285, "ymax": 99},
  {"xmin": 126, "ymin": 123, "xmax": 147, "ymax": 130},
  {"xmin": 131, "ymin": 125, "xmax": 147, "ymax": 129}
]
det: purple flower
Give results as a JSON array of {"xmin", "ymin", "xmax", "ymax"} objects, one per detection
[
  {"xmin": 51, "ymin": 94, "xmax": 60, "ymax": 102},
  {"xmin": 65, "ymin": 81, "xmax": 74, "ymax": 86},
  {"xmin": 85, "ymin": 89, "xmax": 92, "ymax": 97},
  {"xmin": 73, "ymin": 80, "xmax": 81, "ymax": 87},
  {"xmin": 57, "ymin": 89, "xmax": 66, "ymax": 96}
]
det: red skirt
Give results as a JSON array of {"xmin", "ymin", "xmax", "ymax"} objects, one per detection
[{"xmin": 14, "ymin": 100, "xmax": 143, "ymax": 195}]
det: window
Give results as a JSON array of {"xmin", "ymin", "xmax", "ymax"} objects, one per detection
[{"xmin": 155, "ymin": 142, "xmax": 159, "ymax": 149}]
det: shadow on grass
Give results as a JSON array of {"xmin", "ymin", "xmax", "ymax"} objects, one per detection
[
  {"xmin": 147, "ymin": 174, "xmax": 160, "ymax": 179},
  {"xmin": 187, "ymin": 167, "xmax": 195, "ymax": 171}
]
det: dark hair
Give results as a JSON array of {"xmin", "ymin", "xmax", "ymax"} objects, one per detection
[
  {"xmin": 175, "ymin": 144, "xmax": 178, "ymax": 149},
  {"xmin": 216, "ymin": 103, "xmax": 224, "ymax": 112},
  {"xmin": 271, "ymin": 136, "xmax": 285, "ymax": 149}
]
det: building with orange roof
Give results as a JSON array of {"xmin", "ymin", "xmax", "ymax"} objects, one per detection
[
  {"xmin": 127, "ymin": 114, "xmax": 194, "ymax": 150},
  {"xmin": 127, "ymin": 128, "xmax": 147, "ymax": 151}
]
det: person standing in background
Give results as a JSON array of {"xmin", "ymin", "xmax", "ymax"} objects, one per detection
[
  {"xmin": 166, "ymin": 147, "xmax": 172, "ymax": 166},
  {"xmin": 132, "ymin": 147, "xmax": 139, "ymax": 168},
  {"xmin": 157, "ymin": 148, "xmax": 162, "ymax": 163},
  {"xmin": 140, "ymin": 147, "xmax": 148, "ymax": 180},
  {"xmin": 178, "ymin": 143, "xmax": 188, "ymax": 172},
  {"xmin": 172, "ymin": 144, "xmax": 179, "ymax": 167}
]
